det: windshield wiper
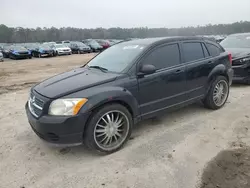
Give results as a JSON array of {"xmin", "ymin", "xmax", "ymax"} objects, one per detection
[{"xmin": 88, "ymin": 65, "xmax": 108, "ymax": 72}]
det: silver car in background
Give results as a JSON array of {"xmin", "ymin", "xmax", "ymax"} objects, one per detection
[{"xmin": 0, "ymin": 52, "xmax": 3, "ymax": 62}]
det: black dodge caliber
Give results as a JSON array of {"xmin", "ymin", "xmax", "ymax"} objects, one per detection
[
  {"xmin": 220, "ymin": 33, "xmax": 250, "ymax": 84},
  {"xmin": 26, "ymin": 37, "xmax": 233, "ymax": 154}
]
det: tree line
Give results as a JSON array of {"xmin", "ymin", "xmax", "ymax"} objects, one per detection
[{"xmin": 0, "ymin": 21, "xmax": 250, "ymax": 43}]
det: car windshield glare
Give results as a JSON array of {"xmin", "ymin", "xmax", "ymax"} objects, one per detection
[
  {"xmin": 220, "ymin": 35, "xmax": 250, "ymax": 48},
  {"xmin": 87, "ymin": 43, "xmax": 145, "ymax": 73},
  {"xmin": 55, "ymin": 44, "xmax": 65, "ymax": 48},
  {"xmin": 13, "ymin": 46, "xmax": 27, "ymax": 51}
]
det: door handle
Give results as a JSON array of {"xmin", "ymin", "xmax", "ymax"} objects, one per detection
[{"xmin": 175, "ymin": 69, "xmax": 184, "ymax": 74}]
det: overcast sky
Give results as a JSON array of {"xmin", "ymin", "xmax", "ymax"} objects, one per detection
[{"xmin": 1, "ymin": 0, "xmax": 250, "ymax": 29}]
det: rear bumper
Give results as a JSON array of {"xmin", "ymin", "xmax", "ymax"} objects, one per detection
[
  {"xmin": 232, "ymin": 63, "xmax": 250, "ymax": 82},
  {"xmin": 25, "ymin": 102, "xmax": 91, "ymax": 145}
]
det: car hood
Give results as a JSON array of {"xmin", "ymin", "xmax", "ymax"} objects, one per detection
[
  {"xmin": 225, "ymin": 48, "xmax": 250, "ymax": 59},
  {"xmin": 34, "ymin": 67, "xmax": 118, "ymax": 98}
]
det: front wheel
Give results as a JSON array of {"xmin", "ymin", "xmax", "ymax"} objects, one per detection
[
  {"xmin": 84, "ymin": 104, "xmax": 133, "ymax": 154},
  {"xmin": 203, "ymin": 76, "xmax": 229, "ymax": 110}
]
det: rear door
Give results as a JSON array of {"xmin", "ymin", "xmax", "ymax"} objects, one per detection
[
  {"xmin": 181, "ymin": 41, "xmax": 214, "ymax": 99},
  {"xmin": 137, "ymin": 43, "xmax": 187, "ymax": 117}
]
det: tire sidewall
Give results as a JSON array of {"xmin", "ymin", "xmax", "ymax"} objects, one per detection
[
  {"xmin": 206, "ymin": 76, "xmax": 229, "ymax": 109},
  {"xmin": 84, "ymin": 104, "xmax": 133, "ymax": 154}
]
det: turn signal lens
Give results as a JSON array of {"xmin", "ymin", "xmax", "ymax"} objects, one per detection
[{"xmin": 73, "ymin": 98, "xmax": 88, "ymax": 115}]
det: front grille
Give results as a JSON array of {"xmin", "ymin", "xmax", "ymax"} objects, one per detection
[
  {"xmin": 19, "ymin": 52, "xmax": 29, "ymax": 55},
  {"xmin": 63, "ymin": 49, "xmax": 69, "ymax": 52},
  {"xmin": 29, "ymin": 92, "xmax": 44, "ymax": 118}
]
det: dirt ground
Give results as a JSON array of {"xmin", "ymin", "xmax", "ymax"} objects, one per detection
[{"xmin": 0, "ymin": 55, "xmax": 250, "ymax": 188}]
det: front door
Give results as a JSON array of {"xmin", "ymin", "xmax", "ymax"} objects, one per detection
[{"xmin": 137, "ymin": 43, "xmax": 187, "ymax": 118}]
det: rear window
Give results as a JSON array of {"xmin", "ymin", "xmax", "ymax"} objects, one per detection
[
  {"xmin": 182, "ymin": 42, "xmax": 204, "ymax": 62},
  {"xmin": 206, "ymin": 43, "xmax": 222, "ymax": 57}
]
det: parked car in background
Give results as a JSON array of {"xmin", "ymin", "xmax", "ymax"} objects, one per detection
[
  {"xmin": 51, "ymin": 44, "xmax": 72, "ymax": 55},
  {"xmin": 32, "ymin": 44, "xmax": 54, "ymax": 58},
  {"xmin": 96, "ymin": 39, "xmax": 111, "ymax": 49},
  {"xmin": 220, "ymin": 33, "xmax": 250, "ymax": 84},
  {"xmin": 9, "ymin": 45, "xmax": 32, "ymax": 60},
  {"xmin": 25, "ymin": 37, "xmax": 233, "ymax": 154},
  {"xmin": 83, "ymin": 39, "xmax": 103, "ymax": 52},
  {"xmin": 69, "ymin": 41, "xmax": 91, "ymax": 54},
  {"xmin": 0, "ymin": 52, "xmax": 3, "ymax": 62},
  {"xmin": 108, "ymin": 39, "xmax": 123, "ymax": 46},
  {"xmin": 2, "ymin": 45, "xmax": 12, "ymax": 58},
  {"xmin": 62, "ymin": 41, "xmax": 70, "ymax": 44}
]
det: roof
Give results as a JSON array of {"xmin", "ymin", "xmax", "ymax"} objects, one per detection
[{"xmin": 122, "ymin": 36, "xmax": 206, "ymax": 46}]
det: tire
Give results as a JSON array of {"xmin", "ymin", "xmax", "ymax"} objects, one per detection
[
  {"xmin": 203, "ymin": 76, "xmax": 229, "ymax": 110},
  {"xmin": 84, "ymin": 103, "xmax": 133, "ymax": 154}
]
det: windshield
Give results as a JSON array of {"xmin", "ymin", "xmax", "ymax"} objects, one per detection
[
  {"xmin": 73, "ymin": 42, "xmax": 87, "ymax": 47},
  {"xmin": 220, "ymin": 35, "xmax": 250, "ymax": 48},
  {"xmin": 55, "ymin": 44, "xmax": 65, "ymax": 48},
  {"xmin": 13, "ymin": 46, "xmax": 27, "ymax": 51},
  {"xmin": 87, "ymin": 43, "xmax": 145, "ymax": 72},
  {"xmin": 40, "ymin": 44, "xmax": 51, "ymax": 50},
  {"xmin": 89, "ymin": 40, "xmax": 100, "ymax": 46}
]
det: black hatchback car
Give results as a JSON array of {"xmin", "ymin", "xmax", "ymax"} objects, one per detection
[
  {"xmin": 220, "ymin": 33, "xmax": 250, "ymax": 84},
  {"xmin": 26, "ymin": 37, "xmax": 233, "ymax": 154}
]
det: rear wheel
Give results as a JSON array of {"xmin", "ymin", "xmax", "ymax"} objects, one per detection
[
  {"xmin": 204, "ymin": 76, "xmax": 229, "ymax": 110},
  {"xmin": 84, "ymin": 104, "xmax": 133, "ymax": 154}
]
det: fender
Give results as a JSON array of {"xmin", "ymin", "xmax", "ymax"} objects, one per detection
[
  {"xmin": 78, "ymin": 86, "xmax": 139, "ymax": 118},
  {"xmin": 206, "ymin": 64, "xmax": 227, "ymax": 91}
]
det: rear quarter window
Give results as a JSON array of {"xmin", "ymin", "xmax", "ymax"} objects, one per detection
[{"xmin": 206, "ymin": 43, "xmax": 223, "ymax": 57}]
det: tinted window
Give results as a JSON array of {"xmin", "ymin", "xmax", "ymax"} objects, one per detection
[
  {"xmin": 202, "ymin": 43, "xmax": 210, "ymax": 57},
  {"xmin": 206, "ymin": 43, "xmax": 222, "ymax": 56},
  {"xmin": 142, "ymin": 44, "xmax": 180, "ymax": 70},
  {"xmin": 183, "ymin": 42, "xmax": 204, "ymax": 62}
]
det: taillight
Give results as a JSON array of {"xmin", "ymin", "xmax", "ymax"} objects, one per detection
[{"xmin": 228, "ymin": 53, "xmax": 232, "ymax": 64}]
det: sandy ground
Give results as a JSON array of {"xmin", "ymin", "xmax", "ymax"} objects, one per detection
[{"xmin": 0, "ymin": 55, "xmax": 250, "ymax": 188}]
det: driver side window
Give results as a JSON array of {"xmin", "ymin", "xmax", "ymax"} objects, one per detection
[{"xmin": 142, "ymin": 43, "xmax": 181, "ymax": 70}]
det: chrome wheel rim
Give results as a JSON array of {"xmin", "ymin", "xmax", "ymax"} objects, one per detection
[
  {"xmin": 213, "ymin": 80, "xmax": 228, "ymax": 106},
  {"xmin": 94, "ymin": 110, "xmax": 129, "ymax": 151}
]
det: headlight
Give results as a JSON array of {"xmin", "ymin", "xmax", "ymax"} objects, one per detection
[
  {"xmin": 48, "ymin": 98, "xmax": 88, "ymax": 116},
  {"xmin": 239, "ymin": 57, "xmax": 250, "ymax": 63}
]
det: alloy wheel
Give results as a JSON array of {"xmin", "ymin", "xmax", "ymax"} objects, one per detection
[
  {"xmin": 93, "ymin": 110, "xmax": 129, "ymax": 151},
  {"xmin": 213, "ymin": 80, "xmax": 228, "ymax": 107}
]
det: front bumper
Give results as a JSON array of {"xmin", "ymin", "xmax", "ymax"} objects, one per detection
[
  {"xmin": 232, "ymin": 63, "xmax": 250, "ymax": 82},
  {"xmin": 25, "ymin": 103, "xmax": 90, "ymax": 144},
  {"xmin": 58, "ymin": 51, "xmax": 71, "ymax": 55},
  {"xmin": 14, "ymin": 54, "xmax": 31, "ymax": 59}
]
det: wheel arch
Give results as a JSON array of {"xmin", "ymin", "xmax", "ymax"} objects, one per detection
[{"xmin": 206, "ymin": 64, "xmax": 229, "ymax": 93}]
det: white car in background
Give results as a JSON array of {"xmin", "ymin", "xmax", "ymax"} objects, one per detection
[
  {"xmin": 52, "ymin": 44, "xmax": 72, "ymax": 56},
  {"xmin": 0, "ymin": 52, "xmax": 3, "ymax": 62}
]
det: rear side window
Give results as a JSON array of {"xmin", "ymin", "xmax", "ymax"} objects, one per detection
[
  {"xmin": 142, "ymin": 44, "xmax": 180, "ymax": 70},
  {"xmin": 202, "ymin": 43, "xmax": 210, "ymax": 57},
  {"xmin": 182, "ymin": 42, "xmax": 204, "ymax": 62},
  {"xmin": 206, "ymin": 43, "xmax": 222, "ymax": 56}
]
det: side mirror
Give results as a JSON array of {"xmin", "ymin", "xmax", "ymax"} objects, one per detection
[{"xmin": 139, "ymin": 64, "xmax": 156, "ymax": 75}]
